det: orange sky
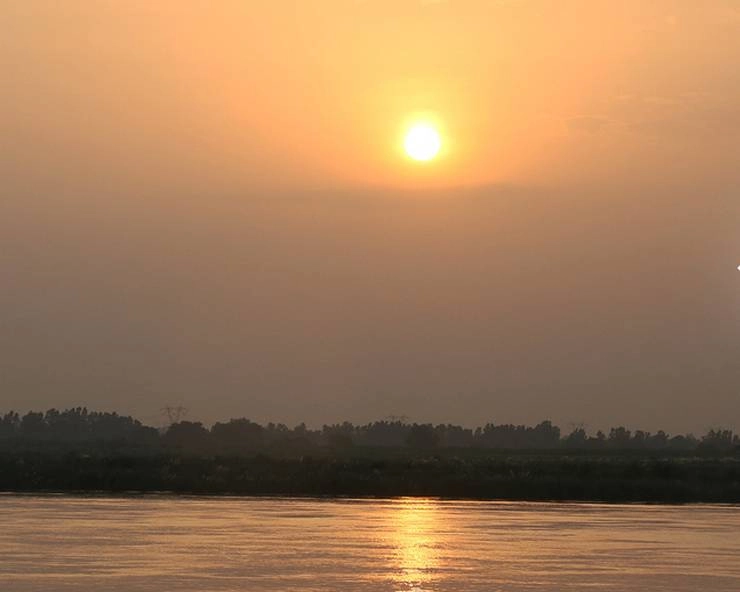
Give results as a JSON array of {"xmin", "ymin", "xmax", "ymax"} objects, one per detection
[
  {"xmin": 1, "ymin": 1, "xmax": 739, "ymax": 431},
  {"xmin": 4, "ymin": 1, "xmax": 740, "ymax": 193}
]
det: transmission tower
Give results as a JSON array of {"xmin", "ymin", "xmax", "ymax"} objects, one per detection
[
  {"xmin": 385, "ymin": 414, "xmax": 410, "ymax": 423},
  {"xmin": 161, "ymin": 406, "xmax": 188, "ymax": 426}
]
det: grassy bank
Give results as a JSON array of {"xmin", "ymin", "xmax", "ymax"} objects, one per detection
[{"xmin": 1, "ymin": 450, "xmax": 738, "ymax": 503}]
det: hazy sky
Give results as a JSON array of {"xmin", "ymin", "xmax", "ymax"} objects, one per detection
[{"xmin": 2, "ymin": 1, "xmax": 739, "ymax": 432}]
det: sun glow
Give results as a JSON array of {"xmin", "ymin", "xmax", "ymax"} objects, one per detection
[
  {"xmin": 404, "ymin": 124, "xmax": 442, "ymax": 162},
  {"xmin": 388, "ymin": 499, "xmax": 442, "ymax": 589}
]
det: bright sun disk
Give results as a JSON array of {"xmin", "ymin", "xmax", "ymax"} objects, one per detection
[{"xmin": 404, "ymin": 124, "xmax": 441, "ymax": 162}]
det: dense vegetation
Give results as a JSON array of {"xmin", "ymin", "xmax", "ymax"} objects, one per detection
[
  {"xmin": 1, "ymin": 408, "xmax": 737, "ymax": 454},
  {"xmin": 1, "ymin": 408, "xmax": 738, "ymax": 502}
]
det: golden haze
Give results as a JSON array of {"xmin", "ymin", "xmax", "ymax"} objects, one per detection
[{"xmin": 4, "ymin": 1, "xmax": 739, "ymax": 193}]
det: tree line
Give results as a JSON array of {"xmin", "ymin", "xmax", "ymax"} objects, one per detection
[{"xmin": 0, "ymin": 408, "xmax": 737, "ymax": 455}]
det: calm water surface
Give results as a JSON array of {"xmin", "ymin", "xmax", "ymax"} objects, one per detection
[{"xmin": 1, "ymin": 495, "xmax": 738, "ymax": 591}]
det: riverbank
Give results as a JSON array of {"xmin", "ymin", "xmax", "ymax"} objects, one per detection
[{"xmin": 2, "ymin": 451, "xmax": 738, "ymax": 503}]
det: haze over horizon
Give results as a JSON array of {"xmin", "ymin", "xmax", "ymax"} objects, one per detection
[{"xmin": 2, "ymin": 1, "xmax": 739, "ymax": 433}]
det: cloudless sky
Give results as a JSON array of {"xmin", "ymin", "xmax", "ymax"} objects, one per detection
[{"xmin": 1, "ymin": 1, "xmax": 739, "ymax": 432}]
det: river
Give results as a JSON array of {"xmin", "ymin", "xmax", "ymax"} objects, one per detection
[{"xmin": 1, "ymin": 495, "xmax": 738, "ymax": 591}]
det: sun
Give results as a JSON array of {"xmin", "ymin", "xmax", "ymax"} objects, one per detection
[{"xmin": 404, "ymin": 124, "xmax": 441, "ymax": 162}]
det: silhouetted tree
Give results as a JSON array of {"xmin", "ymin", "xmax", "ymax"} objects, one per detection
[
  {"xmin": 163, "ymin": 421, "xmax": 210, "ymax": 452},
  {"xmin": 699, "ymin": 429, "xmax": 735, "ymax": 452},
  {"xmin": 648, "ymin": 430, "xmax": 669, "ymax": 449},
  {"xmin": 668, "ymin": 434, "xmax": 699, "ymax": 451},
  {"xmin": 211, "ymin": 418, "xmax": 264, "ymax": 453},
  {"xmin": 565, "ymin": 427, "xmax": 587, "ymax": 448},
  {"xmin": 0, "ymin": 406, "xmax": 733, "ymax": 458},
  {"xmin": 406, "ymin": 424, "xmax": 440, "ymax": 449},
  {"xmin": 0, "ymin": 412, "xmax": 20, "ymax": 438},
  {"xmin": 322, "ymin": 422, "xmax": 355, "ymax": 449},
  {"xmin": 438, "ymin": 424, "xmax": 474, "ymax": 448},
  {"xmin": 608, "ymin": 427, "xmax": 631, "ymax": 447}
]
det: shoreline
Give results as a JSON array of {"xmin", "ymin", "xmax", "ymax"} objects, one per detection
[
  {"xmin": 2, "ymin": 452, "xmax": 738, "ymax": 504},
  {"xmin": 1, "ymin": 489, "xmax": 740, "ymax": 507}
]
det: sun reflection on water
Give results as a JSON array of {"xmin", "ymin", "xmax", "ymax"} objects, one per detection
[{"xmin": 388, "ymin": 498, "xmax": 443, "ymax": 592}]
